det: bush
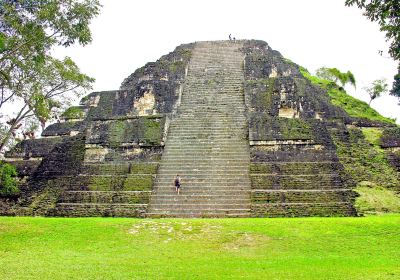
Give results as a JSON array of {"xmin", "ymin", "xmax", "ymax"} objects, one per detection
[{"xmin": 0, "ymin": 162, "xmax": 19, "ymax": 196}]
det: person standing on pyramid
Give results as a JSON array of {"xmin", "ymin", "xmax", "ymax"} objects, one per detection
[{"xmin": 174, "ymin": 174, "xmax": 181, "ymax": 195}]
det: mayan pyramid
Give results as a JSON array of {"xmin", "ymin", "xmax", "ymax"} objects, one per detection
[{"xmin": 2, "ymin": 40, "xmax": 399, "ymax": 217}]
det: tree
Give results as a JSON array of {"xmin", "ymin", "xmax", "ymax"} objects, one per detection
[
  {"xmin": 364, "ymin": 79, "xmax": 388, "ymax": 105},
  {"xmin": 0, "ymin": 161, "xmax": 18, "ymax": 196},
  {"xmin": 315, "ymin": 67, "xmax": 356, "ymax": 89},
  {"xmin": 391, "ymin": 65, "xmax": 400, "ymax": 101},
  {"xmin": 0, "ymin": 0, "xmax": 101, "ymax": 153},
  {"xmin": 345, "ymin": 0, "xmax": 400, "ymax": 101}
]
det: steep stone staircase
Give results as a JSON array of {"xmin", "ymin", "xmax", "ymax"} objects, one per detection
[{"xmin": 147, "ymin": 41, "xmax": 252, "ymax": 217}]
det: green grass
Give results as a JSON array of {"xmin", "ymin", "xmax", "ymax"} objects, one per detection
[
  {"xmin": 299, "ymin": 67, "xmax": 395, "ymax": 124},
  {"xmin": 355, "ymin": 182, "xmax": 400, "ymax": 215},
  {"xmin": 362, "ymin": 127, "xmax": 384, "ymax": 146},
  {"xmin": 0, "ymin": 216, "xmax": 399, "ymax": 279}
]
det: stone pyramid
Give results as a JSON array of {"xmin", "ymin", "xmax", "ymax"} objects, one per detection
[{"xmin": 2, "ymin": 40, "xmax": 399, "ymax": 217}]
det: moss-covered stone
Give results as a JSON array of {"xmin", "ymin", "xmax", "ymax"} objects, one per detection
[
  {"xmin": 86, "ymin": 117, "xmax": 165, "ymax": 147},
  {"xmin": 5, "ymin": 137, "xmax": 64, "ymax": 159},
  {"xmin": 61, "ymin": 106, "xmax": 86, "ymax": 120},
  {"xmin": 129, "ymin": 163, "xmax": 158, "ymax": 174},
  {"xmin": 380, "ymin": 127, "xmax": 400, "ymax": 148},
  {"xmin": 249, "ymin": 116, "xmax": 313, "ymax": 141},
  {"xmin": 123, "ymin": 175, "xmax": 154, "ymax": 191},
  {"xmin": 331, "ymin": 126, "xmax": 399, "ymax": 189}
]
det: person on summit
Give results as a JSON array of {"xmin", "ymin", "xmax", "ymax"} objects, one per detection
[
  {"xmin": 174, "ymin": 174, "xmax": 181, "ymax": 195},
  {"xmin": 229, "ymin": 34, "xmax": 232, "ymax": 40}
]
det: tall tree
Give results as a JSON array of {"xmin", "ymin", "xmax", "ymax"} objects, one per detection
[
  {"xmin": 0, "ymin": 0, "xmax": 101, "ymax": 153},
  {"xmin": 345, "ymin": 0, "xmax": 400, "ymax": 101},
  {"xmin": 315, "ymin": 67, "xmax": 356, "ymax": 89}
]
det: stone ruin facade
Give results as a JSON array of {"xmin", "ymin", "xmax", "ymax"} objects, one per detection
[{"xmin": 1, "ymin": 40, "xmax": 399, "ymax": 217}]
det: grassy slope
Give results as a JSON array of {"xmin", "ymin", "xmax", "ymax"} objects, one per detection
[
  {"xmin": 352, "ymin": 128, "xmax": 400, "ymax": 214},
  {"xmin": 356, "ymin": 184, "xmax": 400, "ymax": 214},
  {"xmin": 299, "ymin": 67, "xmax": 395, "ymax": 124},
  {"xmin": 0, "ymin": 216, "xmax": 399, "ymax": 279},
  {"xmin": 298, "ymin": 68, "xmax": 399, "ymax": 214}
]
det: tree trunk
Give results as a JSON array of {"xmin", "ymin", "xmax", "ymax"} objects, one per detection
[
  {"xmin": 0, "ymin": 104, "xmax": 30, "ymax": 154},
  {"xmin": 0, "ymin": 124, "xmax": 16, "ymax": 154}
]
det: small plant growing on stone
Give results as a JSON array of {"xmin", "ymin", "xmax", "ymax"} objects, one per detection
[
  {"xmin": 0, "ymin": 162, "xmax": 19, "ymax": 196},
  {"xmin": 364, "ymin": 79, "xmax": 388, "ymax": 105}
]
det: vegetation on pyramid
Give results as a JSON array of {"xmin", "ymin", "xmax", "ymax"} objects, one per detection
[{"xmin": 1, "ymin": 40, "xmax": 398, "ymax": 218}]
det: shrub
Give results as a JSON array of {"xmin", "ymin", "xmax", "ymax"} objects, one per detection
[{"xmin": 0, "ymin": 162, "xmax": 19, "ymax": 196}]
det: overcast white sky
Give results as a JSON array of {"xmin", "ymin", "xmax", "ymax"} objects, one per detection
[{"xmin": 52, "ymin": 0, "xmax": 399, "ymax": 122}]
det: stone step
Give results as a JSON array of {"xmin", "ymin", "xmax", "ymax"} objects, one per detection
[
  {"xmin": 53, "ymin": 203, "xmax": 148, "ymax": 217},
  {"xmin": 250, "ymin": 162, "xmax": 342, "ymax": 175},
  {"xmin": 251, "ymin": 202, "xmax": 356, "ymax": 217},
  {"xmin": 146, "ymin": 211, "xmax": 251, "ymax": 218},
  {"xmin": 151, "ymin": 200, "xmax": 250, "ymax": 205},
  {"xmin": 157, "ymin": 159, "xmax": 250, "ymax": 164},
  {"xmin": 149, "ymin": 41, "xmax": 251, "ymax": 217},
  {"xmin": 164, "ymin": 146, "xmax": 248, "ymax": 150},
  {"xmin": 81, "ymin": 163, "xmax": 158, "ymax": 175},
  {"xmin": 155, "ymin": 178, "xmax": 250, "ymax": 184},
  {"xmin": 251, "ymin": 174, "xmax": 344, "ymax": 189},
  {"xmin": 157, "ymin": 172, "xmax": 249, "ymax": 176},
  {"xmin": 149, "ymin": 203, "xmax": 249, "ymax": 210},
  {"xmin": 251, "ymin": 189, "xmax": 355, "ymax": 203},
  {"xmin": 152, "ymin": 190, "xmax": 250, "ymax": 195},
  {"xmin": 59, "ymin": 190, "xmax": 151, "ymax": 204},
  {"xmin": 153, "ymin": 186, "xmax": 250, "ymax": 191},
  {"xmin": 162, "ymin": 152, "xmax": 250, "ymax": 157},
  {"xmin": 151, "ymin": 194, "xmax": 248, "ymax": 199},
  {"xmin": 158, "ymin": 167, "xmax": 249, "ymax": 171}
]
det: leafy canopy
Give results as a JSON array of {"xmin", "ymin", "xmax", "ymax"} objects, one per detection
[
  {"xmin": 0, "ymin": 0, "xmax": 101, "ymax": 152},
  {"xmin": 315, "ymin": 67, "xmax": 356, "ymax": 89},
  {"xmin": 345, "ymin": 0, "xmax": 400, "ymax": 101}
]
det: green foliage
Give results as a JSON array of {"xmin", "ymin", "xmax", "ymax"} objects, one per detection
[
  {"xmin": 316, "ymin": 67, "xmax": 356, "ymax": 87},
  {"xmin": 355, "ymin": 182, "xmax": 400, "ymax": 215},
  {"xmin": 61, "ymin": 106, "xmax": 85, "ymax": 119},
  {"xmin": 362, "ymin": 127, "xmax": 383, "ymax": 146},
  {"xmin": 315, "ymin": 67, "xmax": 356, "ymax": 89},
  {"xmin": 345, "ymin": 1, "xmax": 400, "ymax": 102},
  {"xmin": 345, "ymin": 0, "xmax": 400, "ymax": 61},
  {"xmin": 0, "ymin": 0, "xmax": 100, "ymax": 153},
  {"xmin": 0, "ymin": 216, "xmax": 400, "ymax": 279},
  {"xmin": 333, "ymin": 127, "xmax": 399, "ymax": 188},
  {"xmin": 329, "ymin": 87, "xmax": 395, "ymax": 123},
  {"xmin": 0, "ymin": 162, "xmax": 19, "ymax": 196},
  {"xmin": 364, "ymin": 79, "xmax": 388, "ymax": 104},
  {"xmin": 300, "ymin": 67, "xmax": 395, "ymax": 124},
  {"xmin": 390, "ymin": 64, "xmax": 400, "ymax": 101}
]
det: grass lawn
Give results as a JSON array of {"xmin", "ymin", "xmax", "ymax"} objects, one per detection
[{"xmin": 0, "ymin": 215, "xmax": 399, "ymax": 279}]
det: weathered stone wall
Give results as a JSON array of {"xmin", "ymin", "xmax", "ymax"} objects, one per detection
[
  {"xmin": 242, "ymin": 40, "xmax": 357, "ymax": 217},
  {"xmin": 1, "ymin": 43, "xmax": 194, "ymax": 217}
]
